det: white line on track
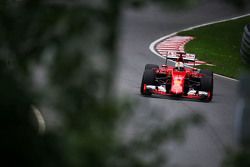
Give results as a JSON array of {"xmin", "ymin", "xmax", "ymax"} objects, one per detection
[
  {"xmin": 149, "ymin": 14, "xmax": 250, "ymax": 82},
  {"xmin": 214, "ymin": 74, "xmax": 239, "ymax": 82}
]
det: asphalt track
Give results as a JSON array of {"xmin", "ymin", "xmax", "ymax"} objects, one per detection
[{"xmin": 116, "ymin": 1, "xmax": 250, "ymax": 167}]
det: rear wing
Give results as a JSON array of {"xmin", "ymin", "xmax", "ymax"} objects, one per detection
[
  {"xmin": 166, "ymin": 51, "xmax": 196, "ymax": 62},
  {"xmin": 165, "ymin": 51, "xmax": 197, "ymax": 68}
]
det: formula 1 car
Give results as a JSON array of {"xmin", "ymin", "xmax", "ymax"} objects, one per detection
[{"xmin": 140, "ymin": 52, "xmax": 213, "ymax": 102}]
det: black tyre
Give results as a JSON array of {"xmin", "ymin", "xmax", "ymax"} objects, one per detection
[
  {"xmin": 140, "ymin": 69, "xmax": 156, "ymax": 96},
  {"xmin": 241, "ymin": 24, "xmax": 250, "ymax": 64},
  {"xmin": 200, "ymin": 76, "xmax": 212, "ymax": 91},
  {"xmin": 241, "ymin": 46, "xmax": 250, "ymax": 64},
  {"xmin": 240, "ymin": 49, "xmax": 250, "ymax": 64},
  {"xmin": 200, "ymin": 69, "xmax": 213, "ymax": 78},
  {"xmin": 247, "ymin": 24, "xmax": 250, "ymax": 31},
  {"xmin": 145, "ymin": 64, "xmax": 159, "ymax": 70},
  {"xmin": 242, "ymin": 41, "xmax": 250, "ymax": 53},
  {"xmin": 242, "ymin": 36, "xmax": 250, "ymax": 49},
  {"xmin": 200, "ymin": 70, "xmax": 213, "ymax": 102},
  {"xmin": 243, "ymin": 33, "xmax": 250, "ymax": 46},
  {"xmin": 244, "ymin": 24, "xmax": 250, "ymax": 37}
]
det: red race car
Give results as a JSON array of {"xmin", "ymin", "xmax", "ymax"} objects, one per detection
[{"xmin": 140, "ymin": 52, "xmax": 213, "ymax": 102}]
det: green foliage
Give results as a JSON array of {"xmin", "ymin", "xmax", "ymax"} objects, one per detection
[
  {"xmin": 224, "ymin": 0, "xmax": 247, "ymax": 9},
  {"xmin": 222, "ymin": 148, "xmax": 250, "ymax": 167},
  {"xmin": 125, "ymin": 0, "xmax": 249, "ymax": 9},
  {"xmin": 0, "ymin": 0, "xmax": 121, "ymax": 166},
  {"xmin": 125, "ymin": 0, "xmax": 200, "ymax": 9}
]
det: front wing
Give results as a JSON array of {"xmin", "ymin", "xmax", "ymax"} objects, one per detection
[{"xmin": 143, "ymin": 84, "xmax": 211, "ymax": 100}]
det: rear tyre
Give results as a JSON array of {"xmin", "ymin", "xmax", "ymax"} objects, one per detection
[
  {"xmin": 140, "ymin": 69, "xmax": 156, "ymax": 96},
  {"xmin": 145, "ymin": 64, "xmax": 159, "ymax": 70},
  {"xmin": 200, "ymin": 70, "xmax": 213, "ymax": 102}
]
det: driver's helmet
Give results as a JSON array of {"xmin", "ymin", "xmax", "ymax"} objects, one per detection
[{"xmin": 175, "ymin": 62, "xmax": 184, "ymax": 71}]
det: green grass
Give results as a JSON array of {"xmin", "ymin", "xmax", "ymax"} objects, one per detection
[{"xmin": 178, "ymin": 16, "xmax": 250, "ymax": 79}]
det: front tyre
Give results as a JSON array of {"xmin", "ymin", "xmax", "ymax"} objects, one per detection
[
  {"xmin": 200, "ymin": 69, "xmax": 213, "ymax": 78},
  {"xmin": 140, "ymin": 69, "xmax": 156, "ymax": 96},
  {"xmin": 200, "ymin": 69, "xmax": 213, "ymax": 102},
  {"xmin": 200, "ymin": 76, "xmax": 213, "ymax": 102}
]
